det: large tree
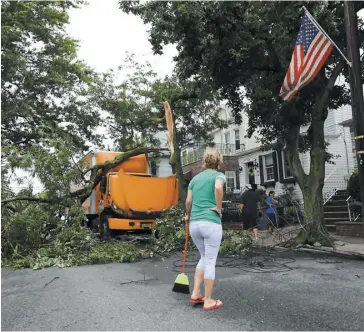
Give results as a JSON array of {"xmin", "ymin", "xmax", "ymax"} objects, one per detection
[
  {"xmin": 1, "ymin": 1, "xmax": 105, "ymax": 254},
  {"xmin": 1, "ymin": 0, "xmax": 105, "ymax": 201},
  {"xmin": 94, "ymin": 54, "xmax": 226, "ymax": 202},
  {"xmin": 151, "ymin": 75, "xmax": 226, "ymax": 202},
  {"xmin": 120, "ymin": 1, "xmax": 364, "ymax": 245},
  {"xmin": 1, "ymin": 1, "xmax": 101, "ymax": 151}
]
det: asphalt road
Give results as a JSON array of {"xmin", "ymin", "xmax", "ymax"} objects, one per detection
[{"xmin": 2, "ymin": 248, "xmax": 364, "ymax": 331}]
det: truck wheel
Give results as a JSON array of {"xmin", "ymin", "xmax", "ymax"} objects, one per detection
[
  {"xmin": 99, "ymin": 214, "xmax": 111, "ymax": 240},
  {"xmin": 91, "ymin": 218, "xmax": 100, "ymax": 232}
]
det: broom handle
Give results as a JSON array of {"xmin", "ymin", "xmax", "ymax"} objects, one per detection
[{"xmin": 181, "ymin": 220, "xmax": 189, "ymax": 274}]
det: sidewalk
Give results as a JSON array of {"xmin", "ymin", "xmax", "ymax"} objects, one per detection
[{"xmin": 255, "ymin": 225, "xmax": 364, "ymax": 259}]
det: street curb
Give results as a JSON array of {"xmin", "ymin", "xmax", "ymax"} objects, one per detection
[
  {"xmin": 294, "ymin": 247, "xmax": 364, "ymax": 260},
  {"xmin": 254, "ymin": 244, "xmax": 364, "ymax": 260}
]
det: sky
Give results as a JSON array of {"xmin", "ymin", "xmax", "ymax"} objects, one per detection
[{"xmin": 66, "ymin": 0, "xmax": 177, "ymax": 77}]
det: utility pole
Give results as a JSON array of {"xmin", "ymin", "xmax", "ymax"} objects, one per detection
[{"xmin": 344, "ymin": 1, "xmax": 364, "ymax": 237}]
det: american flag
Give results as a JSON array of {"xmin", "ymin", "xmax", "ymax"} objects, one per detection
[{"xmin": 280, "ymin": 12, "xmax": 334, "ymax": 101}]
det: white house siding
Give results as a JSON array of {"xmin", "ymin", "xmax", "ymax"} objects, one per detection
[
  {"xmin": 334, "ymin": 105, "xmax": 357, "ymax": 170},
  {"xmin": 334, "ymin": 104, "xmax": 353, "ymax": 124},
  {"xmin": 236, "ymin": 105, "xmax": 355, "ymax": 204},
  {"xmin": 211, "ymin": 107, "xmax": 261, "ymax": 152}
]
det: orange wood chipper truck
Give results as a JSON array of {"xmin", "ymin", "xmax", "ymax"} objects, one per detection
[{"xmin": 75, "ymin": 150, "xmax": 179, "ymax": 239}]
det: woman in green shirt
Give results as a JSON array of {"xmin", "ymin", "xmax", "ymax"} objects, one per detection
[{"xmin": 185, "ymin": 147, "xmax": 226, "ymax": 311}]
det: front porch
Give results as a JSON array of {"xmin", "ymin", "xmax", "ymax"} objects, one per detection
[{"xmin": 181, "ymin": 143, "xmax": 242, "ymax": 193}]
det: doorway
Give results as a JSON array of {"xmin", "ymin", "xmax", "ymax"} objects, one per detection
[{"xmin": 247, "ymin": 162, "xmax": 256, "ymax": 185}]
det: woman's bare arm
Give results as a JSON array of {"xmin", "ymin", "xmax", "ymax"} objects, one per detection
[
  {"xmin": 185, "ymin": 189, "xmax": 193, "ymax": 220},
  {"xmin": 214, "ymin": 178, "xmax": 224, "ymax": 212}
]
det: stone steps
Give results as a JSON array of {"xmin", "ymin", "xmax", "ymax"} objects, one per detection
[
  {"xmin": 325, "ymin": 217, "xmax": 351, "ymax": 226},
  {"xmin": 324, "ymin": 190, "xmax": 350, "ymax": 227},
  {"xmin": 324, "ymin": 211, "xmax": 350, "ymax": 219}
]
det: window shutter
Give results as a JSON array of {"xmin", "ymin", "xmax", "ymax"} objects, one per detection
[
  {"xmin": 277, "ymin": 150, "xmax": 284, "ymax": 181},
  {"xmin": 259, "ymin": 155, "xmax": 264, "ymax": 185},
  {"xmin": 272, "ymin": 152, "xmax": 279, "ymax": 181}
]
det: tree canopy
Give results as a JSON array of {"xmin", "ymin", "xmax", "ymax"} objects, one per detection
[
  {"xmin": 120, "ymin": 1, "xmax": 364, "ymax": 245},
  {"xmin": 2, "ymin": 1, "xmax": 101, "ymax": 152}
]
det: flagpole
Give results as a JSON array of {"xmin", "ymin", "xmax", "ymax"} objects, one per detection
[{"xmin": 302, "ymin": 6, "xmax": 352, "ymax": 67}]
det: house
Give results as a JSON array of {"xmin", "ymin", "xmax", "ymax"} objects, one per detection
[
  {"xmin": 237, "ymin": 105, "xmax": 356, "ymax": 204},
  {"xmin": 181, "ymin": 103, "xmax": 356, "ymax": 196},
  {"xmin": 151, "ymin": 131, "xmax": 174, "ymax": 177},
  {"xmin": 339, "ymin": 118, "xmax": 358, "ymax": 170},
  {"xmin": 180, "ymin": 106, "xmax": 241, "ymax": 193},
  {"xmin": 178, "ymin": 102, "xmax": 363, "ymax": 236}
]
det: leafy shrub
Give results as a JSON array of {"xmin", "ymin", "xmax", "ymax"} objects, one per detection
[
  {"xmin": 153, "ymin": 204, "xmax": 196, "ymax": 253},
  {"xmin": 3, "ymin": 202, "xmax": 253, "ymax": 270},
  {"xmin": 219, "ymin": 230, "xmax": 252, "ymax": 256},
  {"xmin": 347, "ymin": 170, "xmax": 361, "ymax": 202},
  {"xmin": 153, "ymin": 205, "xmax": 252, "ymax": 256},
  {"xmin": 1, "ymin": 202, "xmax": 143, "ymax": 269}
]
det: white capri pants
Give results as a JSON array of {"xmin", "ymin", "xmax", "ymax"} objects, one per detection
[{"xmin": 189, "ymin": 220, "xmax": 223, "ymax": 280}]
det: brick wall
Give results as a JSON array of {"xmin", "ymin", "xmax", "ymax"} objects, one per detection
[
  {"xmin": 335, "ymin": 222, "xmax": 363, "ymax": 237},
  {"xmin": 182, "ymin": 156, "xmax": 239, "ymax": 177}
]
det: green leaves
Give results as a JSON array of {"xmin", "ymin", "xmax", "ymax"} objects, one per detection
[
  {"xmin": 119, "ymin": 1, "xmax": 360, "ymax": 144},
  {"xmin": 219, "ymin": 230, "xmax": 253, "ymax": 256},
  {"xmin": 2, "ymin": 215, "xmax": 143, "ymax": 270},
  {"xmin": 153, "ymin": 205, "xmax": 253, "ymax": 256},
  {"xmin": 347, "ymin": 170, "xmax": 361, "ymax": 202},
  {"xmin": 1, "ymin": 1, "xmax": 101, "ymax": 152}
]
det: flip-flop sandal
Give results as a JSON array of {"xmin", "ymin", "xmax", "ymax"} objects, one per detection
[
  {"xmin": 203, "ymin": 300, "xmax": 224, "ymax": 311},
  {"xmin": 190, "ymin": 297, "xmax": 204, "ymax": 304}
]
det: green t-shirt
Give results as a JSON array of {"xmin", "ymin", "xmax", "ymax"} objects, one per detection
[{"xmin": 188, "ymin": 169, "xmax": 226, "ymax": 224}]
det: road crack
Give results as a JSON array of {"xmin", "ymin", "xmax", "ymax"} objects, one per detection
[{"xmin": 120, "ymin": 277, "xmax": 158, "ymax": 286}]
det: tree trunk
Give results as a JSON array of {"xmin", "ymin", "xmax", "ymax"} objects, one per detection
[
  {"xmin": 169, "ymin": 144, "xmax": 187, "ymax": 204},
  {"xmin": 297, "ymin": 181, "xmax": 332, "ymax": 246},
  {"xmin": 168, "ymin": 106, "xmax": 187, "ymax": 204},
  {"xmin": 286, "ymin": 121, "xmax": 332, "ymax": 247}
]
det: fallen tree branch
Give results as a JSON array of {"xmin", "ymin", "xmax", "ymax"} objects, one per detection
[
  {"xmin": 1, "ymin": 197, "xmax": 53, "ymax": 205},
  {"xmin": 73, "ymin": 146, "xmax": 169, "ymax": 204},
  {"xmin": 2, "ymin": 147, "xmax": 170, "ymax": 207},
  {"xmin": 82, "ymin": 147, "xmax": 168, "ymax": 177}
]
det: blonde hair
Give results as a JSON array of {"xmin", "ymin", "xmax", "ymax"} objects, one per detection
[{"xmin": 203, "ymin": 147, "xmax": 223, "ymax": 170}]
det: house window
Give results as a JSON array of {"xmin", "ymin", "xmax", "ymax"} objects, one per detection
[
  {"xmin": 264, "ymin": 154, "xmax": 275, "ymax": 181},
  {"xmin": 224, "ymin": 132, "xmax": 231, "ymax": 155},
  {"xmin": 225, "ymin": 171, "xmax": 235, "ymax": 192},
  {"xmin": 282, "ymin": 151, "xmax": 293, "ymax": 178},
  {"xmin": 234, "ymin": 129, "xmax": 240, "ymax": 150},
  {"xmin": 225, "ymin": 132, "xmax": 231, "ymax": 144}
]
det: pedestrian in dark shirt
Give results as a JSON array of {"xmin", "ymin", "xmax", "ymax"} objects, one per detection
[{"xmin": 239, "ymin": 184, "xmax": 259, "ymax": 240}]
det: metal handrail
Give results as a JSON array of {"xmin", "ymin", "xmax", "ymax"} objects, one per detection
[
  {"xmin": 181, "ymin": 143, "xmax": 239, "ymax": 166},
  {"xmin": 324, "ymin": 168, "xmax": 337, "ymax": 182},
  {"xmin": 346, "ymin": 195, "xmax": 352, "ymax": 221},
  {"xmin": 323, "ymin": 168, "xmax": 337, "ymax": 205},
  {"xmin": 323, "ymin": 188, "xmax": 338, "ymax": 205}
]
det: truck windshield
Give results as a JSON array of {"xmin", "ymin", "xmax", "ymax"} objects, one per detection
[{"xmin": 126, "ymin": 173, "xmax": 152, "ymax": 178}]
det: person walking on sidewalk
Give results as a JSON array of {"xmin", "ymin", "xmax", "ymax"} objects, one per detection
[
  {"xmin": 266, "ymin": 190, "xmax": 278, "ymax": 232},
  {"xmin": 239, "ymin": 184, "xmax": 259, "ymax": 240},
  {"xmin": 185, "ymin": 147, "xmax": 225, "ymax": 311}
]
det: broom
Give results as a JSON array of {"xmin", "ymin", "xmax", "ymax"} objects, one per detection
[{"xmin": 172, "ymin": 219, "xmax": 190, "ymax": 294}]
